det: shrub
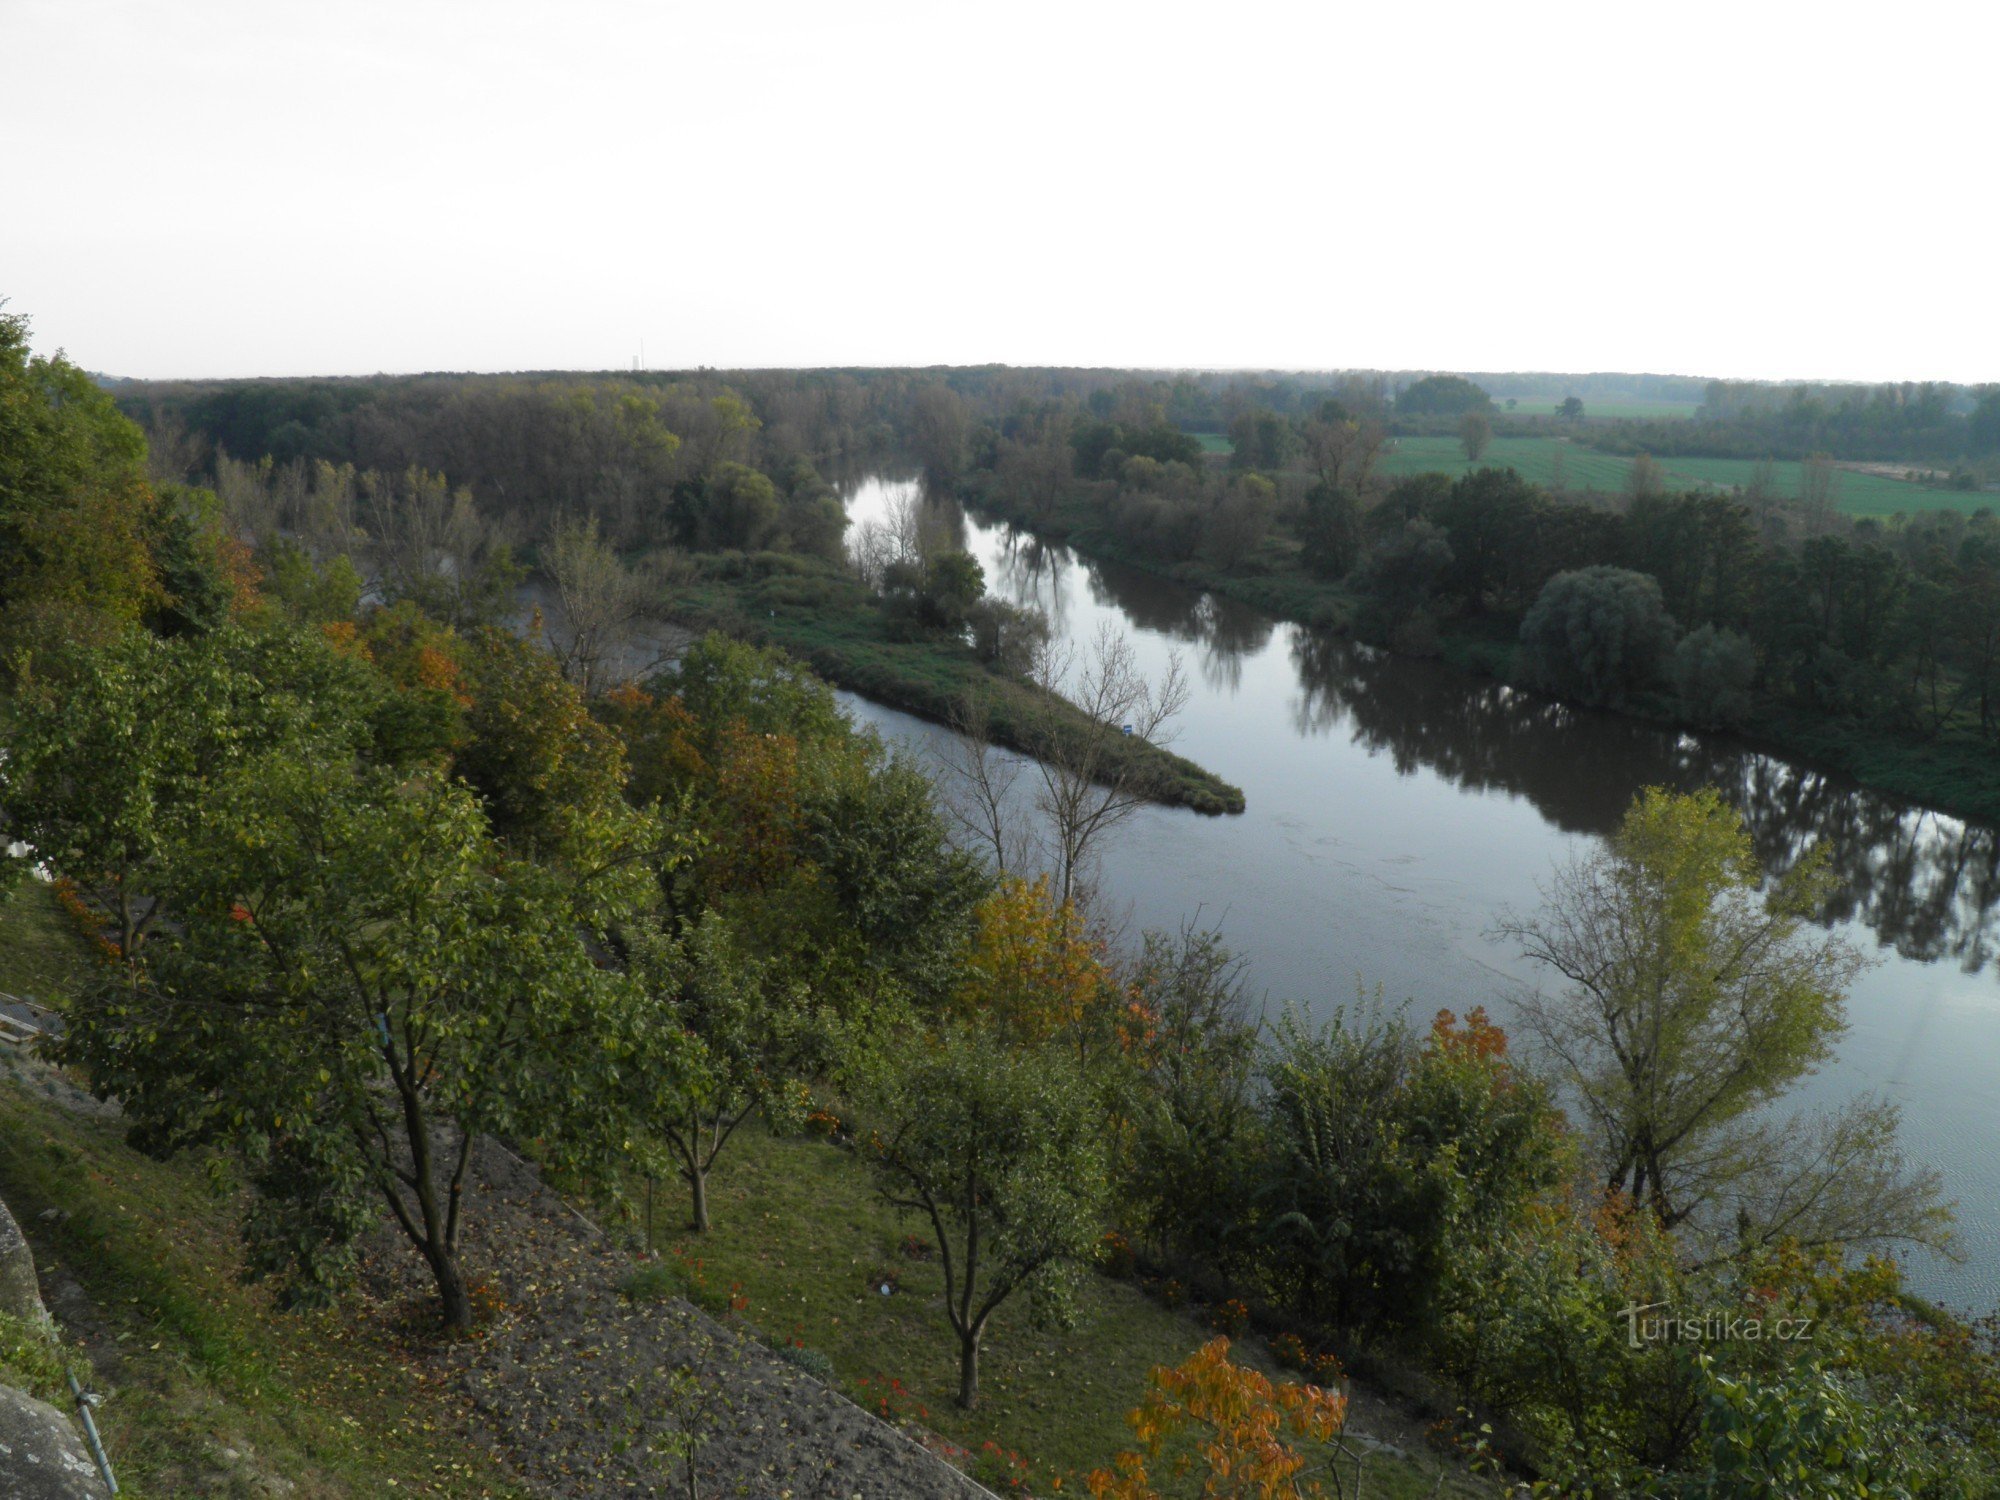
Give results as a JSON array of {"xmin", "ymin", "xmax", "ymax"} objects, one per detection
[{"xmin": 770, "ymin": 1340, "xmax": 836, "ymax": 1384}]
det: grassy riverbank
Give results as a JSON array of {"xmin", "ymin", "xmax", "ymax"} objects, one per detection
[
  {"xmin": 676, "ymin": 549, "xmax": 1247, "ymax": 815},
  {"xmin": 962, "ymin": 476, "xmax": 2000, "ymax": 827}
]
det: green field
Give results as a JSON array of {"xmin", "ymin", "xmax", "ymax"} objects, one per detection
[
  {"xmin": 1191, "ymin": 431, "xmax": 1233, "ymax": 454},
  {"xmin": 1491, "ymin": 398, "xmax": 1702, "ymax": 421},
  {"xmin": 1377, "ymin": 436, "xmax": 1990, "ymax": 516}
]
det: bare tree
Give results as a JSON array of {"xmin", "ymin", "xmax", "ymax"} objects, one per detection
[
  {"xmin": 1029, "ymin": 625, "xmax": 1190, "ymax": 912},
  {"xmin": 937, "ymin": 625, "xmax": 1189, "ymax": 915},
  {"xmin": 544, "ymin": 511, "xmax": 672, "ymax": 695}
]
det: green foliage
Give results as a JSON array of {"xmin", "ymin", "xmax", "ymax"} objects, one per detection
[
  {"xmin": 1395, "ymin": 375, "xmax": 1492, "ymax": 418},
  {"xmin": 657, "ymin": 631, "xmax": 848, "ymax": 751},
  {"xmin": 1119, "ymin": 927, "xmax": 1262, "ymax": 1274},
  {"xmin": 1253, "ymin": 1005, "xmax": 1565, "ymax": 1337},
  {"xmin": 1670, "ymin": 623, "xmax": 1757, "ymax": 728},
  {"xmin": 860, "ymin": 1028, "xmax": 1113, "ymax": 1405},
  {"xmin": 0, "ymin": 309, "xmax": 160, "ymax": 633},
  {"xmin": 0, "ymin": 1308, "xmax": 86, "ymax": 1403},
  {"xmin": 1518, "ymin": 565, "xmax": 1677, "ymax": 707}
]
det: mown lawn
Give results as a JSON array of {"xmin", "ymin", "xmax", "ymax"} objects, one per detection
[{"xmin": 622, "ymin": 1122, "xmax": 1484, "ymax": 1498}]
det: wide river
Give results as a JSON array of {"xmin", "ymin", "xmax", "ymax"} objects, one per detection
[{"xmin": 837, "ymin": 475, "xmax": 2000, "ymax": 1312}]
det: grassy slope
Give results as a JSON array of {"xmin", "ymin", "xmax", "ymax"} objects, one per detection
[
  {"xmin": 1376, "ymin": 435, "xmax": 1980, "ymax": 515},
  {"xmin": 0, "ymin": 878, "xmax": 95, "ymax": 1006},
  {"xmin": 0, "ymin": 893, "xmax": 528, "ymax": 1500},
  {"xmin": 679, "ymin": 551, "xmax": 1247, "ymax": 815},
  {"xmin": 621, "ymin": 1123, "xmax": 1484, "ymax": 1498}
]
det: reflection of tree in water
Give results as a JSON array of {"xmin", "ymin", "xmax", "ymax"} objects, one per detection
[
  {"xmin": 985, "ymin": 525, "xmax": 1072, "ymax": 632},
  {"xmin": 1288, "ymin": 627, "xmax": 2000, "ymax": 971},
  {"xmin": 1077, "ymin": 561, "xmax": 1274, "ymax": 694}
]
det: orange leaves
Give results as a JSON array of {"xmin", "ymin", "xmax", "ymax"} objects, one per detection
[
  {"xmin": 1086, "ymin": 1338, "xmax": 1348, "ymax": 1499},
  {"xmin": 1429, "ymin": 1005, "xmax": 1509, "ymax": 1063}
]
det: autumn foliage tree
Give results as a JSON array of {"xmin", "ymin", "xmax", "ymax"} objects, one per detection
[{"xmin": 1085, "ymin": 1337, "xmax": 1348, "ymax": 1499}]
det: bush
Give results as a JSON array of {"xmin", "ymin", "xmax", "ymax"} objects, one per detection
[{"xmin": 1518, "ymin": 565, "xmax": 1676, "ymax": 707}]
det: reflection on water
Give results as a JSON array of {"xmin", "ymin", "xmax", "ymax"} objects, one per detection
[{"xmin": 840, "ymin": 475, "xmax": 2000, "ymax": 1311}]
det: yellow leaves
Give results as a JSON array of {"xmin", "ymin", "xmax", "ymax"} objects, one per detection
[{"xmin": 952, "ymin": 874, "xmax": 1112, "ymax": 1048}]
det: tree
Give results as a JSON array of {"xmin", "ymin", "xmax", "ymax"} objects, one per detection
[
  {"xmin": 1670, "ymin": 624, "xmax": 1758, "ymax": 728},
  {"xmin": 364, "ymin": 466, "xmax": 523, "ymax": 628},
  {"xmin": 1799, "ymin": 453, "xmax": 1841, "ymax": 536},
  {"xmin": 860, "ymin": 1029, "xmax": 1111, "ymax": 1406},
  {"xmin": 1202, "ymin": 474, "xmax": 1276, "ymax": 569},
  {"xmin": 1495, "ymin": 787, "xmax": 1947, "ymax": 1255},
  {"xmin": 5, "ymin": 626, "xmax": 377, "ymax": 968},
  {"xmin": 0, "ymin": 309, "xmax": 162, "ymax": 634},
  {"xmin": 949, "ymin": 873, "xmax": 1116, "ymax": 1056},
  {"xmin": 909, "ymin": 384, "xmax": 971, "ymax": 482},
  {"xmin": 543, "ymin": 511, "xmax": 668, "ymax": 695},
  {"xmin": 1085, "ymin": 1338, "xmax": 1348, "ymax": 1500},
  {"xmin": 1460, "ymin": 411, "xmax": 1493, "ymax": 463},
  {"xmin": 1121, "ymin": 925, "xmax": 1260, "ymax": 1273},
  {"xmin": 1255, "ymin": 1006, "xmax": 1564, "ymax": 1334},
  {"xmin": 1395, "ymin": 375, "xmax": 1491, "ymax": 418},
  {"xmin": 1518, "ymin": 566, "xmax": 1677, "ymax": 708},
  {"xmin": 1026, "ymin": 626, "xmax": 1190, "ymax": 911},
  {"xmin": 1626, "ymin": 453, "xmax": 1667, "ymax": 501},
  {"xmin": 622, "ymin": 913, "xmax": 817, "ymax": 1233},
  {"xmin": 1297, "ymin": 483, "xmax": 1361, "ymax": 579},
  {"xmin": 66, "ymin": 755, "xmax": 640, "ymax": 1327},
  {"xmin": 1558, "ymin": 396, "xmax": 1586, "ymax": 422}
]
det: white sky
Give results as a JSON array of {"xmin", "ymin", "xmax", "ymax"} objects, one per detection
[{"xmin": 4, "ymin": 0, "xmax": 1994, "ymax": 383}]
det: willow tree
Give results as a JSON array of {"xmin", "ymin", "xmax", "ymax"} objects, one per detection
[{"xmin": 1496, "ymin": 786, "xmax": 1948, "ymax": 1258}]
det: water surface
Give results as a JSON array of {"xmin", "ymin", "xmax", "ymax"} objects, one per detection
[{"xmin": 839, "ymin": 476, "xmax": 2000, "ymax": 1311}]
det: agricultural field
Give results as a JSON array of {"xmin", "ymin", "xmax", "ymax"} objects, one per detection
[
  {"xmin": 1377, "ymin": 436, "xmax": 1990, "ymax": 516},
  {"xmin": 1190, "ymin": 431, "xmax": 1233, "ymax": 454},
  {"xmin": 1490, "ymin": 397, "xmax": 1702, "ymax": 421}
]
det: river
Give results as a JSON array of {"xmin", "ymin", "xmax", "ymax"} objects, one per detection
[{"xmin": 836, "ymin": 474, "xmax": 2000, "ymax": 1313}]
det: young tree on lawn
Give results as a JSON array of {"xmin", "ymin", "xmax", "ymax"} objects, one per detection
[
  {"xmin": 65, "ymin": 753, "xmax": 644, "ymax": 1327},
  {"xmin": 860, "ymin": 1029, "xmax": 1110, "ymax": 1407},
  {"xmin": 622, "ymin": 913, "xmax": 818, "ymax": 1234},
  {"xmin": 1495, "ymin": 786, "xmax": 1948, "ymax": 1256}
]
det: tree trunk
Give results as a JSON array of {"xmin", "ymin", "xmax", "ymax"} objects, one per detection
[
  {"xmin": 429, "ymin": 1241, "xmax": 473, "ymax": 1330},
  {"xmin": 957, "ymin": 1328, "xmax": 981, "ymax": 1408},
  {"xmin": 688, "ymin": 1162, "xmax": 710, "ymax": 1234}
]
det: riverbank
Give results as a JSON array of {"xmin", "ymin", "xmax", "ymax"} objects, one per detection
[
  {"xmin": 961, "ymin": 476, "xmax": 2000, "ymax": 829},
  {"xmin": 675, "ymin": 549, "xmax": 1247, "ymax": 816}
]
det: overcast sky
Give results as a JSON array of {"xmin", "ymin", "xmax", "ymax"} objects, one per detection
[{"xmin": 4, "ymin": 0, "xmax": 1994, "ymax": 383}]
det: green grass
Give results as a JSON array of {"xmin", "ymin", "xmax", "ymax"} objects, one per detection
[
  {"xmin": 1377, "ymin": 435, "xmax": 1982, "ymax": 516},
  {"xmin": 681, "ymin": 551, "xmax": 1247, "ymax": 815},
  {"xmin": 615, "ymin": 1124, "xmax": 1482, "ymax": 1498},
  {"xmin": 1190, "ymin": 432, "xmax": 1233, "ymax": 454},
  {"xmin": 0, "ymin": 877, "xmax": 97, "ymax": 1007},
  {"xmin": 1489, "ymin": 398, "xmax": 1701, "ymax": 421},
  {"xmin": 0, "ymin": 893, "xmax": 528, "ymax": 1499}
]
